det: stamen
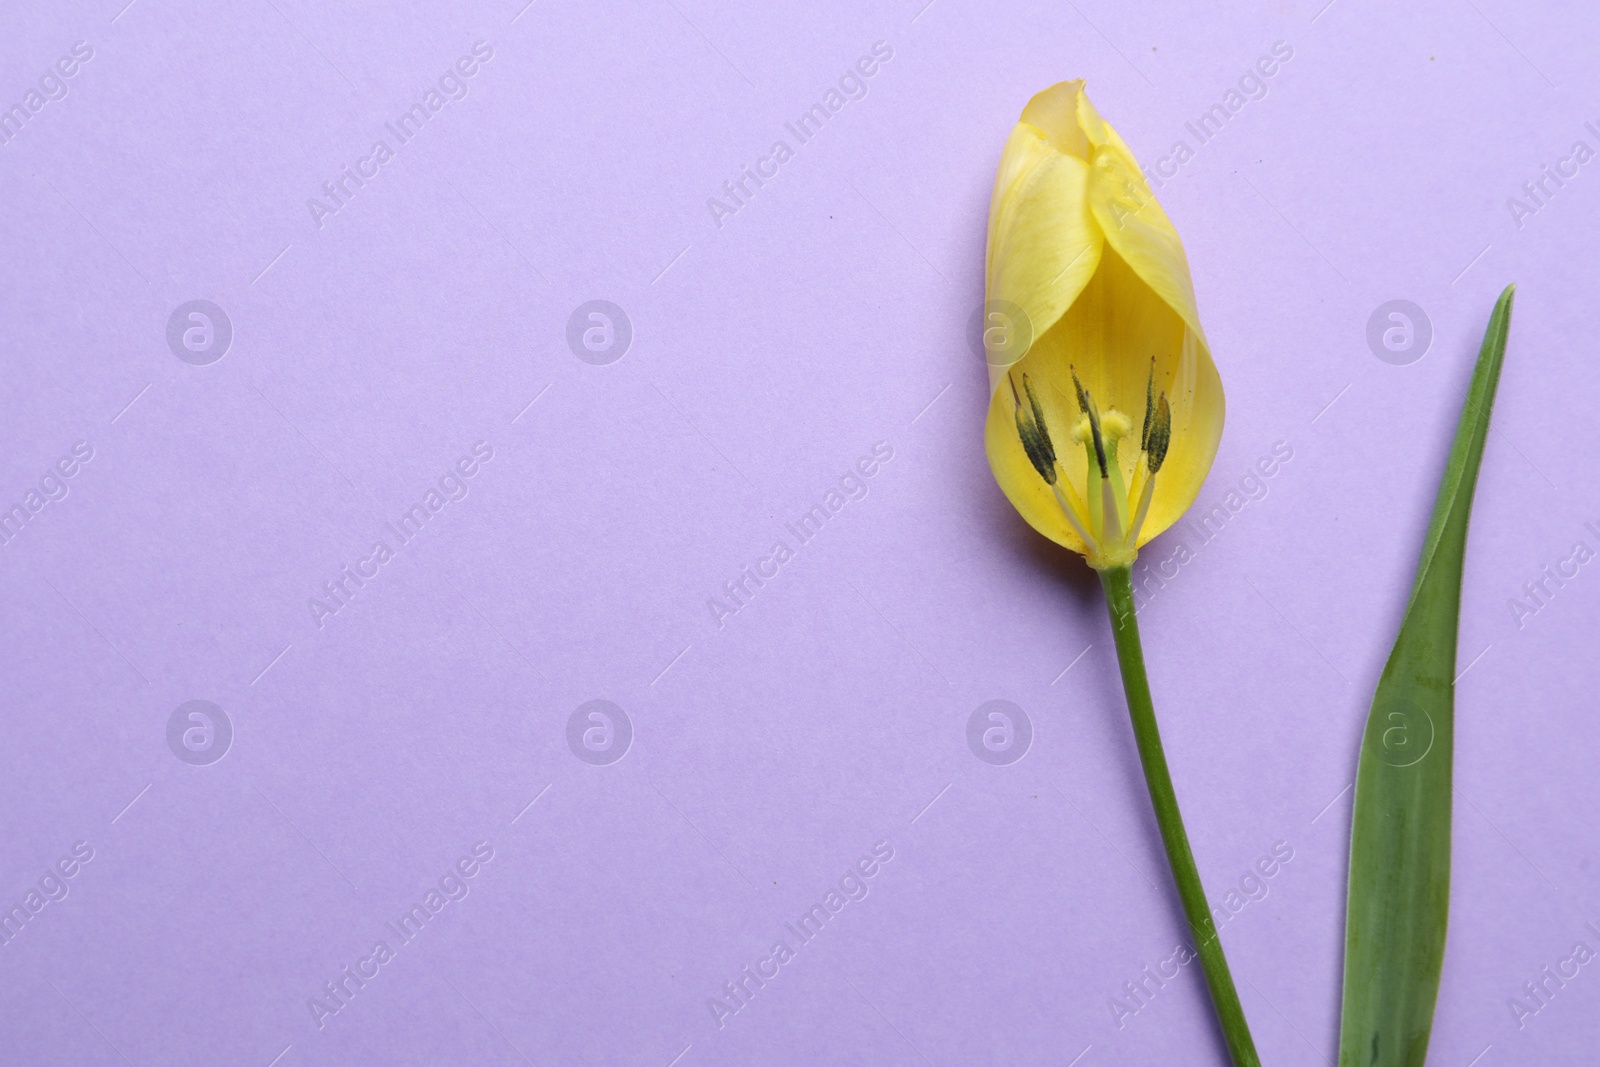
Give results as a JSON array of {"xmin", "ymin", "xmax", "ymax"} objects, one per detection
[
  {"xmin": 1068, "ymin": 366, "xmax": 1110, "ymax": 477},
  {"xmin": 1010, "ymin": 372, "xmax": 1057, "ymax": 485},
  {"xmin": 1126, "ymin": 392, "xmax": 1170, "ymax": 547},
  {"xmin": 1009, "ymin": 371, "xmax": 1099, "ymax": 551}
]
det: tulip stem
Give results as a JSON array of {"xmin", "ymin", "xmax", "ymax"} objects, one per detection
[{"xmin": 1099, "ymin": 565, "xmax": 1261, "ymax": 1067}]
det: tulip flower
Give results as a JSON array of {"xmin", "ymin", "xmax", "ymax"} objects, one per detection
[
  {"xmin": 981, "ymin": 81, "xmax": 1257, "ymax": 1066},
  {"xmin": 983, "ymin": 79, "xmax": 1224, "ymax": 570}
]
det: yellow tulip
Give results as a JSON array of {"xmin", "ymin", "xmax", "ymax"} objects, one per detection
[
  {"xmin": 982, "ymin": 80, "xmax": 1224, "ymax": 571},
  {"xmin": 979, "ymin": 81, "xmax": 1260, "ymax": 1066}
]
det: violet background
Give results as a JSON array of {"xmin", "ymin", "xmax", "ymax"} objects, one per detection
[{"xmin": 2, "ymin": 0, "xmax": 1597, "ymax": 1063}]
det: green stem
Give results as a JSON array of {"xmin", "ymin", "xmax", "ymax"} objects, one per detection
[{"xmin": 1099, "ymin": 564, "xmax": 1261, "ymax": 1067}]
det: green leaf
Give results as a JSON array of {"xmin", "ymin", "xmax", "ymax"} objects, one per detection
[{"xmin": 1338, "ymin": 283, "xmax": 1515, "ymax": 1067}]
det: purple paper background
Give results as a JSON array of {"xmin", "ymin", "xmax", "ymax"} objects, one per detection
[{"xmin": 2, "ymin": 0, "xmax": 1597, "ymax": 1063}]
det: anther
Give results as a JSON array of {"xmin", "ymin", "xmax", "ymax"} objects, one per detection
[
  {"xmin": 1140, "ymin": 357, "xmax": 1156, "ymax": 453},
  {"xmin": 1015, "ymin": 407, "xmax": 1057, "ymax": 484},
  {"xmin": 1070, "ymin": 365, "xmax": 1091, "ymax": 416},
  {"xmin": 1010, "ymin": 373, "xmax": 1057, "ymax": 485},
  {"xmin": 1081, "ymin": 387, "xmax": 1109, "ymax": 478},
  {"xmin": 1067, "ymin": 367, "xmax": 1110, "ymax": 477},
  {"xmin": 1146, "ymin": 393, "xmax": 1172, "ymax": 474},
  {"xmin": 1022, "ymin": 374, "xmax": 1056, "ymax": 468}
]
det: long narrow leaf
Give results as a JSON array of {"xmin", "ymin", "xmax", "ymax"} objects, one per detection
[{"xmin": 1338, "ymin": 284, "xmax": 1516, "ymax": 1067}]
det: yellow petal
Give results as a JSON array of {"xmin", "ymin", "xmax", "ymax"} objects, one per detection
[
  {"xmin": 1086, "ymin": 124, "xmax": 1209, "ymax": 351},
  {"xmin": 984, "ymin": 82, "xmax": 1103, "ymax": 395}
]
